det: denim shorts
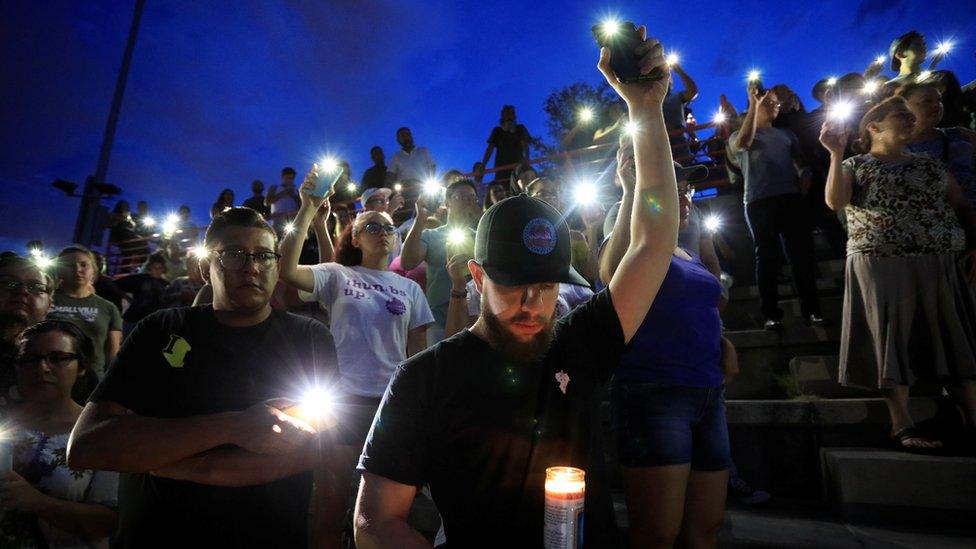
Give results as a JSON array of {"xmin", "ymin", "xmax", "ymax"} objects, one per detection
[{"xmin": 610, "ymin": 383, "xmax": 732, "ymax": 471}]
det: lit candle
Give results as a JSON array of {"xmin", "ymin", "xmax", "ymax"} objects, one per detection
[{"xmin": 544, "ymin": 466, "xmax": 585, "ymax": 549}]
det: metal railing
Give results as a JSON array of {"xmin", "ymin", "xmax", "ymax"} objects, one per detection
[{"xmin": 103, "ymin": 121, "xmax": 734, "ymax": 275}]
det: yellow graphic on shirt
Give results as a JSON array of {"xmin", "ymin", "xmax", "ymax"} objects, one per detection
[{"xmin": 162, "ymin": 335, "xmax": 191, "ymax": 368}]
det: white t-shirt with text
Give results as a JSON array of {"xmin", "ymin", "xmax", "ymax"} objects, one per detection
[{"xmin": 302, "ymin": 264, "xmax": 434, "ymax": 397}]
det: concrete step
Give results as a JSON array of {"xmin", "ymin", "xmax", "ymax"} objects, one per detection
[
  {"xmin": 722, "ymin": 294, "xmax": 844, "ymax": 331},
  {"xmin": 729, "ymin": 275, "xmax": 844, "ymax": 302},
  {"xmin": 616, "ymin": 492, "xmax": 976, "ymax": 548},
  {"xmin": 724, "ymin": 326, "xmax": 840, "ymax": 399},
  {"xmin": 725, "ymin": 398, "xmax": 938, "ymax": 499},
  {"xmin": 788, "ymin": 355, "xmax": 876, "ymax": 399},
  {"xmin": 821, "ymin": 448, "xmax": 976, "ymax": 528}
]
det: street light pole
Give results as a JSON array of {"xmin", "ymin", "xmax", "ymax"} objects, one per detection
[{"xmin": 73, "ymin": 0, "xmax": 146, "ymax": 246}]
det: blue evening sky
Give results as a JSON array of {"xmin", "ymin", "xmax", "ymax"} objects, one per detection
[{"xmin": 2, "ymin": 0, "xmax": 974, "ymax": 252}]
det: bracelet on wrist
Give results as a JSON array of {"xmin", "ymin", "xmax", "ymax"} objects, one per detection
[{"xmin": 450, "ymin": 288, "xmax": 468, "ymax": 298}]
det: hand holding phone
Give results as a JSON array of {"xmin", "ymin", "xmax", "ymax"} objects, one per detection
[
  {"xmin": 592, "ymin": 20, "xmax": 666, "ymax": 83},
  {"xmin": 311, "ymin": 160, "xmax": 342, "ymax": 198}
]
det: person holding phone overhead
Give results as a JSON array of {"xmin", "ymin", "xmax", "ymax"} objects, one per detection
[
  {"xmin": 277, "ymin": 167, "xmax": 434, "ymax": 546},
  {"xmin": 353, "ymin": 23, "xmax": 679, "ymax": 548}
]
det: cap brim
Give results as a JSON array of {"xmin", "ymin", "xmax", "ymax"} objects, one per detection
[{"xmin": 480, "ymin": 262, "xmax": 590, "ymax": 288}]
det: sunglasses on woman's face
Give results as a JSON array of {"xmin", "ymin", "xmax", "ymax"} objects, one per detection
[{"xmin": 360, "ymin": 222, "xmax": 396, "ymax": 235}]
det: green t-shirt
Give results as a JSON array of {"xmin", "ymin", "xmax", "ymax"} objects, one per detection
[{"xmin": 48, "ymin": 292, "xmax": 123, "ymax": 378}]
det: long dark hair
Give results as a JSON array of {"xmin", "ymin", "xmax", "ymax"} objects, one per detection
[
  {"xmin": 334, "ymin": 212, "xmax": 393, "ymax": 266},
  {"xmin": 216, "ymin": 188, "xmax": 234, "ymax": 206},
  {"xmin": 334, "ymin": 224, "xmax": 361, "ymax": 267}
]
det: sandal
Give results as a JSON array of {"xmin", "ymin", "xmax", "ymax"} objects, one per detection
[{"xmin": 890, "ymin": 426, "xmax": 947, "ymax": 455}]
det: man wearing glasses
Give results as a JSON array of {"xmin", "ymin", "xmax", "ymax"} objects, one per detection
[
  {"xmin": 68, "ymin": 207, "xmax": 340, "ymax": 548},
  {"xmin": 729, "ymin": 86, "xmax": 825, "ymax": 330},
  {"xmin": 0, "ymin": 255, "xmax": 56, "ymax": 406}
]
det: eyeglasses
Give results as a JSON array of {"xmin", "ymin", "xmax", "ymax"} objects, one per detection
[
  {"xmin": 359, "ymin": 222, "xmax": 397, "ymax": 235},
  {"xmin": 214, "ymin": 250, "xmax": 280, "ymax": 271},
  {"xmin": 0, "ymin": 279, "xmax": 50, "ymax": 295},
  {"xmin": 14, "ymin": 352, "xmax": 80, "ymax": 369}
]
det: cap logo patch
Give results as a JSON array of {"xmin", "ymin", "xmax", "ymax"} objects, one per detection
[{"xmin": 523, "ymin": 217, "xmax": 557, "ymax": 255}]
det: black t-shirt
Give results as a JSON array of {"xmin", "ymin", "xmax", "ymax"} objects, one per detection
[
  {"xmin": 115, "ymin": 273, "xmax": 169, "ymax": 324},
  {"xmin": 359, "ymin": 289, "xmax": 624, "ymax": 547},
  {"xmin": 242, "ymin": 195, "xmax": 270, "ymax": 218},
  {"xmin": 95, "ymin": 275, "xmax": 128, "ymax": 313},
  {"xmin": 488, "ymin": 125, "xmax": 530, "ymax": 175},
  {"xmin": 90, "ymin": 306, "xmax": 338, "ymax": 548},
  {"xmin": 361, "ymin": 165, "xmax": 391, "ymax": 190}
]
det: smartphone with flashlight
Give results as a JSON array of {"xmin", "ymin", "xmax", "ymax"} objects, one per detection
[
  {"xmin": 420, "ymin": 187, "xmax": 444, "ymax": 211},
  {"xmin": 591, "ymin": 21, "xmax": 665, "ymax": 83},
  {"xmin": 312, "ymin": 164, "xmax": 342, "ymax": 198}
]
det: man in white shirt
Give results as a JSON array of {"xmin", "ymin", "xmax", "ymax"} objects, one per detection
[{"xmin": 389, "ymin": 127, "xmax": 435, "ymax": 184}]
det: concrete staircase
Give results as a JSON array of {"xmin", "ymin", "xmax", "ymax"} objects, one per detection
[
  {"xmin": 717, "ymin": 251, "xmax": 976, "ymax": 533},
  {"xmin": 821, "ymin": 448, "xmax": 976, "ymax": 527}
]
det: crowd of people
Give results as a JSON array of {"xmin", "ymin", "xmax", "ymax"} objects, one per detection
[{"xmin": 0, "ymin": 24, "xmax": 975, "ymax": 548}]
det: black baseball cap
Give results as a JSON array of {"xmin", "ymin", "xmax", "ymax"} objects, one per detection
[{"xmin": 475, "ymin": 195, "xmax": 588, "ymax": 287}]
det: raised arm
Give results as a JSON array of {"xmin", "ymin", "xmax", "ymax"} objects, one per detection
[
  {"xmin": 732, "ymin": 87, "xmax": 766, "ymax": 152},
  {"xmin": 354, "ymin": 473, "xmax": 428, "ymax": 549},
  {"xmin": 399, "ymin": 203, "xmax": 431, "ymax": 270},
  {"xmin": 599, "ymin": 148, "xmax": 636, "ymax": 285},
  {"xmin": 313, "ymin": 205, "xmax": 335, "ymax": 263},
  {"xmin": 597, "ymin": 27, "xmax": 680, "ymax": 342},
  {"xmin": 819, "ymin": 122, "xmax": 853, "ymax": 210},
  {"xmin": 444, "ymin": 253, "xmax": 476, "ymax": 338},
  {"xmin": 672, "ymin": 63, "xmax": 699, "ymax": 103},
  {"xmin": 279, "ymin": 166, "xmax": 333, "ymax": 292}
]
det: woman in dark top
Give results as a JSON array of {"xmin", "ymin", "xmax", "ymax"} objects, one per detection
[
  {"xmin": 210, "ymin": 188, "xmax": 235, "ymax": 219},
  {"xmin": 478, "ymin": 105, "xmax": 531, "ymax": 184},
  {"xmin": 600, "ymin": 138, "xmax": 737, "ymax": 548},
  {"xmin": 1, "ymin": 321, "xmax": 117, "ymax": 546}
]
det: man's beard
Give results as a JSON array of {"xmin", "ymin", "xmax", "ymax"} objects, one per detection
[{"xmin": 480, "ymin": 301, "xmax": 556, "ymax": 363}]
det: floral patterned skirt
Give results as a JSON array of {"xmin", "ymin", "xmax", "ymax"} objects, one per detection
[{"xmin": 839, "ymin": 252, "xmax": 976, "ymax": 389}]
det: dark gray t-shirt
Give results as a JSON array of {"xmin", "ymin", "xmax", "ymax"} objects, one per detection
[
  {"xmin": 48, "ymin": 292, "xmax": 122, "ymax": 378},
  {"xmin": 730, "ymin": 127, "xmax": 803, "ymax": 204}
]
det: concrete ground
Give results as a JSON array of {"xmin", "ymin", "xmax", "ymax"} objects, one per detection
[{"xmin": 711, "ymin": 499, "xmax": 974, "ymax": 548}]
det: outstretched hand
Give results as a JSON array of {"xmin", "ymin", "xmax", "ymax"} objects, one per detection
[{"xmin": 597, "ymin": 25, "xmax": 670, "ymax": 108}]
